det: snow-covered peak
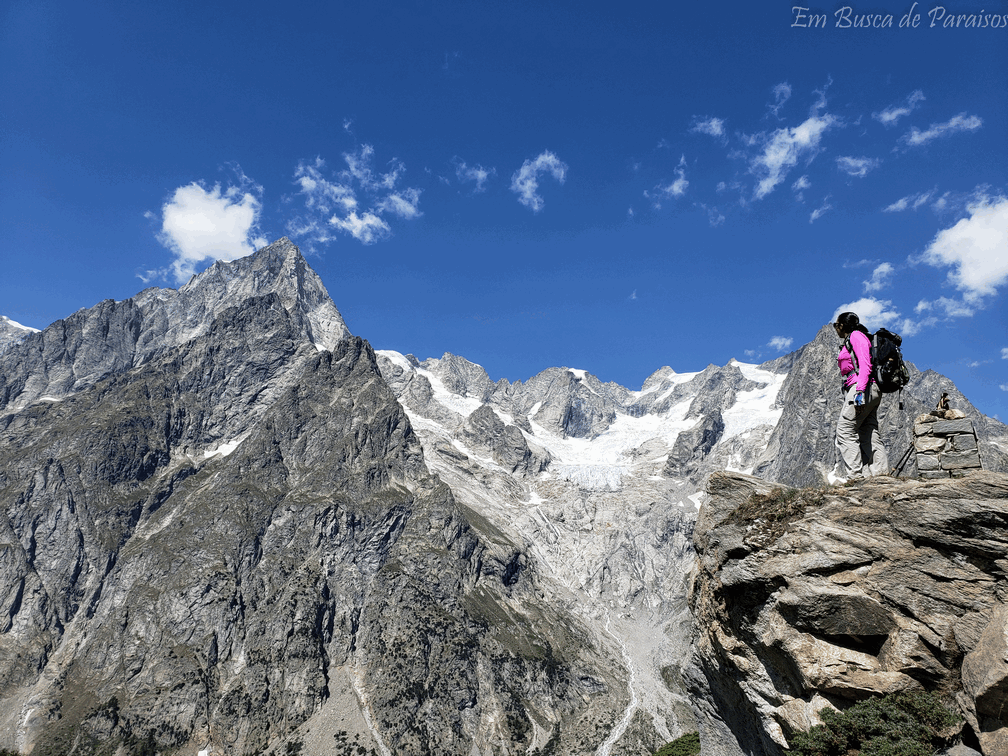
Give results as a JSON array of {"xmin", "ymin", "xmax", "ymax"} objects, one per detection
[
  {"xmin": 0, "ymin": 315, "xmax": 41, "ymax": 355},
  {"xmin": 1, "ymin": 315, "xmax": 40, "ymax": 333}
]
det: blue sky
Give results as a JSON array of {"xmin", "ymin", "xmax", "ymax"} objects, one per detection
[{"xmin": 2, "ymin": 0, "xmax": 1007, "ymax": 418}]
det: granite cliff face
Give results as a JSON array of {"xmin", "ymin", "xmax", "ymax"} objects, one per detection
[
  {"xmin": 687, "ymin": 470, "xmax": 1008, "ymax": 756},
  {"xmin": 0, "ymin": 241, "xmax": 629, "ymax": 756}
]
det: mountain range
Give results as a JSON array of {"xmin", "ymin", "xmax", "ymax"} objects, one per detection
[{"xmin": 1, "ymin": 238, "xmax": 1005, "ymax": 755}]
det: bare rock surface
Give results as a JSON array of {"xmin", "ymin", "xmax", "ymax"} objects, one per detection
[
  {"xmin": 687, "ymin": 470, "xmax": 1008, "ymax": 756},
  {"xmin": 0, "ymin": 244, "xmax": 628, "ymax": 756},
  {"xmin": 0, "ymin": 238, "xmax": 347, "ymax": 415}
]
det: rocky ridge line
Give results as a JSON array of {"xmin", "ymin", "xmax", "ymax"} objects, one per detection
[{"xmin": 687, "ymin": 470, "xmax": 1008, "ymax": 756}]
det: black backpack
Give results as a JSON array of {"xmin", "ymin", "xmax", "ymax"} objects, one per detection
[{"xmin": 847, "ymin": 327, "xmax": 910, "ymax": 406}]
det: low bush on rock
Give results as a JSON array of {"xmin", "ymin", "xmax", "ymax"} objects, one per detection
[
  {"xmin": 791, "ymin": 690, "xmax": 960, "ymax": 756},
  {"xmin": 653, "ymin": 731, "xmax": 700, "ymax": 756}
]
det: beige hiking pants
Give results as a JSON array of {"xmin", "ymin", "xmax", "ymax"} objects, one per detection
[{"xmin": 836, "ymin": 383, "xmax": 888, "ymax": 478}]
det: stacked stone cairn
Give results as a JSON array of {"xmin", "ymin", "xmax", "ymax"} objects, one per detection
[{"xmin": 913, "ymin": 408, "xmax": 983, "ymax": 479}]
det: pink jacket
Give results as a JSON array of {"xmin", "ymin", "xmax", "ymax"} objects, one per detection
[{"xmin": 838, "ymin": 330, "xmax": 872, "ymax": 392}]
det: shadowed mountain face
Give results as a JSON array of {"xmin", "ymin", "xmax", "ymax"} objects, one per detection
[{"xmin": 0, "ymin": 241, "xmax": 627, "ymax": 756}]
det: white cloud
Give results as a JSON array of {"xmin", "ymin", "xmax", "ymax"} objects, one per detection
[
  {"xmin": 510, "ymin": 151, "xmax": 568, "ymax": 212},
  {"xmin": 750, "ymin": 113, "xmax": 838, "ymax": 199},
  {"xmin": 837, "ymin": 156, "xmax": 880, "ymax": 178},
  {"xmin": 810, "ymin": 195, "xmax": 833, "ymax": 223},
  {"xmin": 295, "ymin": 158, "xmax": 357, "ymax": 215},
  {"xmin": 1001, "ymin": 384, "xmax": 1008, "ymax": 392},
  {"xmin": 919, "ymin": 194, "xmax": 1008, "ymax": 303},
  {"xmin": 157, "ymin": 170, "xmax": 268, "ymax": 283},
  {"xmin": 883, "ymin": 189, "xmax": 935, "ymax": 213},
  {"xmin": 769, "ymin": 82, "xmax": 792, "ymax": 118},
  {"xmin": 455, "ymin": 159, "xmax": 495, "ymax": 192},
  {"xmin": 900, "ymin": 112, "xmax": 983, "ymax": 148},
  {"xmin": 655, "ymin": 154, "xmax": 689, "ymax": 199},
  {"xmin": 768, "ymin": 336, "xmax": 793, "ymax": 351},
  {"xmin": 863, "ymin": 262, "xmax": 894, "ymax": 293},
  {"xmin": 832, "ymin": 297, "xmax": 903, "ymax": 331},
  {"xmin": 792, "ymin": 175, "xmax": 811, "ymax": 201},
  {"xmin": 1002, "ymin": 347, "xmax": 1008, "ymax": 359},
  {"xmin": 898, "ymin": 316, "xmax": 936, "ymax": 337},
  {"xmin": 343, "ymin": 144, "xmax": 403, "ymax": 192},
  {"xmin": 376, "ymin": 188, "xmax": 422, "ymax": 219},
  {"xmin": 873, "ymin": 90, "xmax": 925, "ymax": 126},
  {"xmin": 915, "ymin": 296, "xmax": 974, "ymax": 318},
  {"xmin": 629, "ymin": 289, "xmax": 637, "ymax": 301},
  {"xmin": 690, "ymin": 116, "xmax": 726, "ymax": 138},
  {"xmin": 331, "ymin": 211, "xmax": 391, "ymax": 245},
  {"xmin": 288, "ymin": 146, "xmax": 421, "ymax": 248}
]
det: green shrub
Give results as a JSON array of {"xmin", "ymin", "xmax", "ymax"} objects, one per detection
[
  {"xmin": 654, "ymin": 730, "xmax": 700, "ymax": 756},
  {"xmin": 790, "ymin": 691, "xmax": 960, "ymax": 756}
]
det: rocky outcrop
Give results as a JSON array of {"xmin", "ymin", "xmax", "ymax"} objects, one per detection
[
  {"xmin": 665, "ymin": 412, "xmax": 725, "ymax": 479},
  {"xmin": 456, "ymin": 404, "xmax": 551, "ymax": 475},
  {"xmin": 687, "ymin": 470, "xmax": 1008, "ymax": 756}
]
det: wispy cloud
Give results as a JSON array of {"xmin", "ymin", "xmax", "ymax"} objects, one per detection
[
  {"xmin": 629, "ymin": 289, "xmax": 637, "ymax": 301},
  {"xmin": 690, "ymin": 116, "xmax": 726, "ymax": 138},
  {"xmin": 343, "ymin": 144, "xmax": 404, "ymax": 192},
  {"xmin": 916, "ymin": 296, "xmax": 975, "ymax": 318},
  {"xmin": 1002, "ymin": 347, "xmax": 1008, "ymax": 359},
  {"xmin": 748, "ymin": 87, "xmax": 839, "ymax": 200},
  {"xmin": 376, "ymin": 188, "xmax": 422, "ymax": 219},
  {"xmin": 651, "ymin": 154, "xmax": 689, "ymax": 203},
  {"xmin": 810, "ymin": 195, "xmax": 833, "ymax": 223},
  {"xmin": 873, "ymin": 89, "xmax": 925, "ymax": 126},
  {"xmin": 288, "ymin": 146, "xmax": 422, "ymax": 247},
  {"xmin": 918, "ymin": 192, "xmax": 1008, "ymax": 304},
  {"xmin": 863, "ymin": 262, "xmax": 894, "ymax": 293},
  {"xmin": 768, "ymin": 336, "xmax": 793, "ymax": 351},
  {"xmin": 510, "ymin": 151, "xmax": 568, "ymax": 212},
  {"xmin": 900, "ymin": 112, "xmax": 983, "ymax": 148},
  {"xmin": 330, "ymin": 211, "xmax": 391, "ymax": 244},
  {"xmin": 454, "ymin": 159, "xmax": 495, "ymax": 193},
  {"xmin": 768, "ymin": 82, "xmax": 791, "ymax": 119},
  {"xmin": 836, "ymin": 155, "xmax": 880, "ymax": 178},
  {"xmin": 792, "ymin": 175, "xmax": 810, "ymax": 201},
  {"xmin": 701, "ymin": 204, "xmax": 725, "ymax": 227},
  {"xmin": 883, "ymin": 189, "xmax": 935, "ymax": 213},
  {"xmin": 156, "ymin": 164, "xmax": 268, "ymax": 283}
]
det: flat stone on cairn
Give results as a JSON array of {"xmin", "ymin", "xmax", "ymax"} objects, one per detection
[{"xmin": 913, "ymin": 408, "xmax": 983, "ymax": 479}]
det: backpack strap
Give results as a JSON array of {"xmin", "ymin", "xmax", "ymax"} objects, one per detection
[{"xmin": 844, "ymin": 335, "xmax": 857, "ymax": 374}]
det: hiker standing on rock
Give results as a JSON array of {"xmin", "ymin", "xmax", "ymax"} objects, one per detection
[{"xmin": 834, "ymin": 312, "xmax": 889, "ymax": 479}]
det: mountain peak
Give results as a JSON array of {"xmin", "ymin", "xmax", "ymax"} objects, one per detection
[{"xmin": 0, "ymin": 239, "xmax": 349, "ymax": 413}]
